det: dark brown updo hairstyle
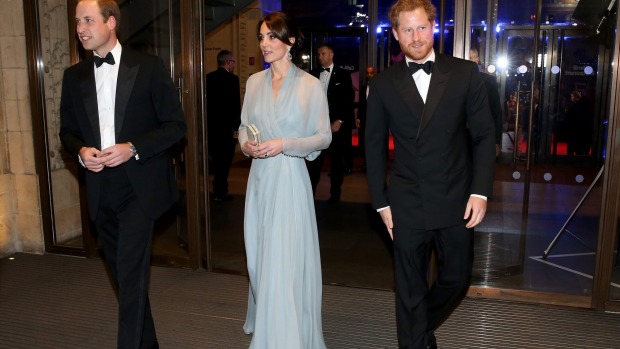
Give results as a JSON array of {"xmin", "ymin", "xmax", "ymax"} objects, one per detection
[{"xmin": 257, "ymin": 11, "xmax": 304, "ymax": 63}]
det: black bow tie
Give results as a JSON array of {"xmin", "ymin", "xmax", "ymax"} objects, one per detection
[
  {"xmin": 408, "ymin": 61, "xmax": 434, "ymax": 75},
  {"xmin": 94, "ymin": 52, "xmax": 115, "ymax": 68},
  {"xmin": 321, "ymin": 67, "xmax": 330, "ymax": 72}
]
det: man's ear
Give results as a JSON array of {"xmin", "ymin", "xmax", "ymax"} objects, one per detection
[
  {"xmin": 107, "ymin": 16, "xmax": 117, "ymax": 32},
  {"xmin": 392, "ymin": 27, "xmax": 399, "ymax": 41}
]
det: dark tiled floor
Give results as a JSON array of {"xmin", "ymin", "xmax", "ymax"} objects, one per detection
[{"xmin": 3, "ymin": 253, "xmax": 620, "ymax": 349}]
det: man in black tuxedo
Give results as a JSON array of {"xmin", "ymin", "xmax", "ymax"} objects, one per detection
[
  {"xmin": 206, "ymin": 50, "xmax": 241, "ymax": 201},
  {"xmin": 59, "ymin": 1, "xmax": 186, "ymax": 348},
  {"xmin": 470, "ymin": 48, "xmax": 504, "ymax": 156},
  {"xmin": 308, "ymin": 43, "xmax": 355, "ymax": 202},
  {"xmin": 365, "ymin": 0, "xmax": 495, "ymax": 348}
]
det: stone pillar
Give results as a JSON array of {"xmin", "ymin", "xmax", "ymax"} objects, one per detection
[{"xmin": 0, "ymin": 0, "xmax": 44, "ymax": 255}]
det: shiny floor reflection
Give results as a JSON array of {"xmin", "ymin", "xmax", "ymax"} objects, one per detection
[{"xmin": 209, "ymin": 148, "xmax": 616, "ymax": 297}]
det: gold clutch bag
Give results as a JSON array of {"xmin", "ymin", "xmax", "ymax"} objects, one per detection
[{"xmin": 246, "ymin": 124, "xmax": 261, "ymax": 145}]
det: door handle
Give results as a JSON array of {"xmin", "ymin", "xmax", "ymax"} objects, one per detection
[{"xmin": 177, "ymin": 76, "xmax": 184, "ymax": 102}]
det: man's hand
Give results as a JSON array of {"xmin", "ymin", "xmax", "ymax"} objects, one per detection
[
  {"xmin": 79, "ymin": 147, "xmax": 104, "ymax": 173},
  {"xmin": 331, "ymin": 120, "xmax": 343, "ymax": 133},
  {"xmin": 464, "ymin": 196, "xmax": 487, "ymax": 228},
  {"xmin": 379, "ymin": 207, "xmax": 394, "ymax": 240},
  {"xmin": 98, "ymin": 143, "xmax": 134, "ymax": 168}
]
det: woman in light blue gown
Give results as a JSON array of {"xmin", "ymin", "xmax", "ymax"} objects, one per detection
[{"xmin": 237, "ymin": 11, "xmax": 331, "ymax": 349}]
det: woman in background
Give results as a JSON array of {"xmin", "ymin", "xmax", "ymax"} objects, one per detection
[{"xmin": 237, "ymin": 11, "xmax": 331, "ymax": 349}]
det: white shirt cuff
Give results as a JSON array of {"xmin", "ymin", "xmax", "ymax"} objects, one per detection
[
  {"xmin": 77, "ymin": 154, "xmax": 86, "ymax": 168},
  {"xmin": 470, "ymin": 194, "xmax": 487, "ymax": 201},
  {"xmin": 377, "ymin": 194, "xmax": 486, "ymax": 213}
]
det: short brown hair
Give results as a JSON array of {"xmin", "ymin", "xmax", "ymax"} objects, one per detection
[
  {"xmin": 389, "ymin": 0, "xmax": 436, "ymax": 29},
  {"xmin": 79, "ymin": 0, "xmax": 121, "ymax": 34},
  {"xmin": 317, "ymin": 43, "xmax": 334, "ymax": 53}
]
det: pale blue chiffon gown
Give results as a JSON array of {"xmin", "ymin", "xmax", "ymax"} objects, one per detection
[{"xmin": 238, "ymin": 64, "xmax": 331, "ymax": 349}]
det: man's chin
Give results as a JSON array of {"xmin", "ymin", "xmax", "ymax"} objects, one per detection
[{"xmin": 404, "ymin": 48, "xmax": 432, "ymax": 62}]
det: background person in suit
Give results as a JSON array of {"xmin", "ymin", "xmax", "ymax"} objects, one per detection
[
  {"xmin": 356, "ymin": 65, "xmax": 377, "ymax": 170},
  {"xmin": 206, "ymin": 50, "xmax": 241, "ymax": 201},
  {"xmin": 308, "ymin": 43, "xmax": 355, "ymax": 202},
  {"xmin": 470, "ymin": 47, "xmax": 504, "ymax": 156},
  {"xmin": 365, "ymin": 0, "xmax": 496, "ymax": 348},
  {"xmin": 565, "ymin": 90, "xmax": 592, "ymax": 156},
  {"xmin": 59, "ymin": 0, "xmax": 186, "ymax": 347}
]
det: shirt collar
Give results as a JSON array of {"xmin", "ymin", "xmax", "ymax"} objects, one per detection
[{"xmin": 94, "ymin": 40, "xmax": 122, "ymax": 64}]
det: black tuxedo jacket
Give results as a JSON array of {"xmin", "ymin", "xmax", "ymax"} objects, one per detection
[
  {"xmin": 59, "ymin": 48, "xmax": 186, "ymax": 220},
  {"xmin": 365, "ymin": 54, "xmax": 496, "ymax": 230},
  {"xmin": 206, "ymin": 67, "xmax": 241, "ymax": 142},
  {"xmin": 480, "ymin": 72, "xmax": 503, "ymax": 145},
  {"xmin": 310, "ymin": 66, "xmax": 355, "ymax": 129}
]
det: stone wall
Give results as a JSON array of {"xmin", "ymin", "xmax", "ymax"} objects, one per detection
[{"xmin": 0, "ymin": 0, "xmax": 43, "ymax": 256}]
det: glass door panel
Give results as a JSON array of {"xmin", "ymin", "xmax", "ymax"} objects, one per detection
[
  {"xmin": 39, "ymin": 0, "xmax": 84, "ymax": 251},
  {"xmin": 118, "ymin": 0, "xmax": 190, "ymax": 264},
  {"xmin": 469, "ymin": 26, "xmax": 530, "ymax": 289},
  {"xmin": 612, "ymin": 219, "xmax": 620, "ymax": 300},
  {"xmin": 309, "ymin": 32, "xmax": 392, "ymax": 288},
  {"xmin": 470, "ymin": 24, "xmax": 605, "ymax": 296},
  {"xmin": 43, "ymin": 0, "xmax": 192, "ymax": 264}
]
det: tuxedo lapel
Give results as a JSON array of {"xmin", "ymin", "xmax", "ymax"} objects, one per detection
[
  {"xmin": 419, "ymin": 55, "xmax": 450, "ymax": 135},
  {"xmin": 393, "ymin": 61, "xmax": 425, "ymax": 120},
  {"xmin": 327, "ymin": 68, "xmax": 338, "ymax": 92},
  {"xmin": 115, "ymin": 51, "xmax": 139, "ymax": 138},
  {"xmin": 79, "ymin": 59, "xmax": 101, "ymax": 148}
]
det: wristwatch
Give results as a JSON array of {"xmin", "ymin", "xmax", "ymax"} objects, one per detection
[{"xmin": 127, "ymin": 142, "xmax": 139, "ymax": 160}]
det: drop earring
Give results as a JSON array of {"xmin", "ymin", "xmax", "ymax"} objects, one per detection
[{"xmin": 287, "ymin": 49, "xmax": 292, "ymax": 61}]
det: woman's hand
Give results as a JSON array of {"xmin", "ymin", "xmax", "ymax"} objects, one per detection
[
  {"xmin": 242, "ymin": 140, "xmax": 261, "ymax": 158},
  {"xmin": 254, "ymin": 138, "xmax": 284, "ymax": 158}
]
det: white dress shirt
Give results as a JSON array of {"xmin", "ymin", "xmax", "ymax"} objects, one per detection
[
  {"xmin": 405, "ymin": 51, "xmax": 435, "ymax": 103},
  {"xmin": 319, "ymin": 63, "xmax": 334, "ymax": 93},
  {"xmin": 94, "ymin": 41, "xmax": 122, "ymax": 150}
]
